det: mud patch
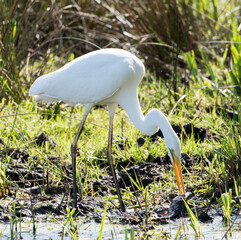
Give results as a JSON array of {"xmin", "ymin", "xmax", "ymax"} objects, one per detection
[
  {"xmin": 34, "ymin": 133, "xmax": 56, "ymax": 148},
  {"xmin": 0, "ymin": 148, "xmax": 29, "ymax": 162},
  {"xmin": 150, "ymin": 123, "xmax": 207, "ymax": 142},
  {"xmin": 0, "ymin": 133, "xmax": 236, "ymax": 226},
  {"xmin": 119, "ymin": 162, "xmax": 165, "ymax": 189}
]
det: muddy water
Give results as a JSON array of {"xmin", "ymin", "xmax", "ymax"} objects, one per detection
[{"xmin": 1, "ymin": 216, "xmax": 241, "ymax": 240}]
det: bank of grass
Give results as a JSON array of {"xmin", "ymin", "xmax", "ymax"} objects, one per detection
[
  {"xmin": 1, "ymin": 1, "xmax": 241, "ymax": 238},
  {"xmin": 1, "ymin": 53, "xmax": 241, "ymax": 238},
  {"xmin": 1, "ymin": 0, "xmax": 240, "ymax": 102},
  {"xmin": 0, "ymin": 63, "xmax": 230, "ymax": 199}
]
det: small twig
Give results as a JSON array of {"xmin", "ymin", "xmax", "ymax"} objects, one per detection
[
  {"xmin": 55, "ymin": 192, "xmax": 66, "ymax": 214},
  {"xmin": 30, "ymin": 196, "xmax": 36, "ymax": 235},
  {"xmin": 0, "ymin": 112, "xmax": 108, "ymax": 129},
  {"xmin": 169, "ymin": 94, "xmax": 186, "ymax": 117}
]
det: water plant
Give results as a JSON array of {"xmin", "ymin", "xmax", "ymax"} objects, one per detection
[
  {"xmin": 62, "ymin": 205, "xmax": 78, "ymax": 240},
  {"xmin": 125, "ymin": 229, "xmax": 135, "ymax": 240},
  {"xmin": 8, "ymin": 190, "xmax": 21, "ymax": 240},
  {"xmin": 184, "ymin": 200, "xmax": 204, "ymax": 239},
  {"xmin": 98, "ymin": 200, "xmax": 108, "ymax": 240},
  {"xmin": 221, "ymin": 189, "xmax": 234, "ymax": 227}
]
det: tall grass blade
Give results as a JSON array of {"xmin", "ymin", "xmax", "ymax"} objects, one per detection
[
  {"xmin": 184, "ymin": 200, "xmax": 204, "ymax": 238},
  {"xmin": 98, "ymin": 200, "xmax": 108, "ymax": 240}
]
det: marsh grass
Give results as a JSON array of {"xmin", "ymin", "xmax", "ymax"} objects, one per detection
[
  {"xmin": 98, "ymin": 200, "xmax": 108, "ymax": 240},
  {"xmin": 221, "ymin": 189, "xmax": 234, "ymax": 227},
  {"xmin": 1, "ymin": 0, "xmax": 240, "ymax": 102},
  {"xmin": 184, "ymin": 200, "xmax": 204, "ymax": 239},
  {"xmin": 62, "ymin": 206, "xmax": 79, "ymax": 239},
  {"xmin": 1, "ymin": 0, "xmax": 241, "ymax": 239}
]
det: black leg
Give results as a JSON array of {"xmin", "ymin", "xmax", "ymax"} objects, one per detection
[
  {"xmin": 71, "ymin": 105, "xmax": 92, "ymax": 209},
  {"xmin": 107, "ymin": 104, "xmax": 126, "ymax": 212}
]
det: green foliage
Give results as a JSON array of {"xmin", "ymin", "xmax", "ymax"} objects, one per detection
[
  {"xmin": 184, "ymin": 200, "xmax": 204, "ymax": 239},
  {"xmin": 1, "ymin": 0, "xmax": 240, "ymax": 102},
  {"xmin": 234, "ymin": 178, "xmax": 241, "ymax": 206},
  {"xmin": 0, "ymin": 0, "xmax": 51, "ymax": 102},
  {"xmin": 124, "ymin": 228, "xmax": 135, "ymax": 240},
  {"xmin": 220, "ymin": 121, "xmax": 241, "ymax": 185},
  {"xmin": 183, "ymin": 51, "xmax": 199, "ymax": 81},
  {"xmin": 98, "ymin": 200, "xmax": 108, "ymax": 240},
  {"xmin": 221, "ymin": 189, "xmax": 234, "ymax": 226},
  {"xmin": 1, "ymin": 0, "xmax": 241, "ymax": 237},
  {"xmin": 229, "ymin": 24, "xmax": 241, "ymax": 97},
  {"xmin": 62, "ymin": 206, "xmax": 79, "ymax": 239}
]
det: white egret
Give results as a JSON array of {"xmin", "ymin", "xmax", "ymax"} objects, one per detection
[{"xmin": 29, "ymin": 48, "xmax": 185, "ymax": 212}]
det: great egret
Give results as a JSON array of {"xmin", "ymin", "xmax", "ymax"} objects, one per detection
[{"xmin": 29, "ymin": 48, "xmax": 185, "ymax": 212}]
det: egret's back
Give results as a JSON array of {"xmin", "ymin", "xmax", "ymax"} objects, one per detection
[{"xmin": 29, "ymin": 48, "xmax": 145, "ymax": 105}]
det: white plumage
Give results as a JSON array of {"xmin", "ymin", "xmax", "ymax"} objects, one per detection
[
  {"xmin": 29, "ymin": 48, "xmax": 185, "ymax": 212},
  {"xmin": 29, "ymin": 48, "xmax": 144, "ymax": 106}
]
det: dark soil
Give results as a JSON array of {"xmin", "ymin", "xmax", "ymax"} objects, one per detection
[
  {"xmin": 34, "ymin": 133, "xmax": 56, "ymax": 149},
  {"xmin": 0, "ymin": 131, "xmax": 234, "ymax": 225},
  {"xmin": 150, "ymin": 123, "xmax": 208, "ymax": 142},
  {"xmin": 136, "ymin": 122, "xmax": 218, "ymax": 148}
]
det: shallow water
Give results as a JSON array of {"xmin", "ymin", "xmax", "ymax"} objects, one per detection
[
  {"xmin": 0, "ymin": 220, "xmax": 131, "ymax": 240},
  {"xmin": 1, "ymin": 216, "xmax": 241, "ymax": 239}
]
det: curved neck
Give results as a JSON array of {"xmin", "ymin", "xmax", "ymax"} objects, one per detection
[{"xmin": 118, "ymin": 93, "xmax": 174, "ymax": 138}]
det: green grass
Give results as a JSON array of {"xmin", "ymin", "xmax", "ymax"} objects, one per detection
[
  {"xmin": 184, "ymin": 199, "xmax": 204, "ymax": 239},
  {"xmin": 1, "ymin": 45, "xmax": 240, "ymax": 205},
  {"xmin": 1, "ymin": 0, "xmax": 241, "ymax": 238},
  {"xmin": 0, "ymin": 60, "xmax": 235, "ymax": 202},
  {"xmin": 0, "ymin": 58, "xmax": 240, "ymax": 240},
  {"xmin": 1, "ymin": 48, "xmax": 241, "ymax": 239}
]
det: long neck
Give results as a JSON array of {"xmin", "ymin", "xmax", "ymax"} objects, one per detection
[{"xmin": 118, "ymin": 92, "xmax": 174, "ymax": 138}]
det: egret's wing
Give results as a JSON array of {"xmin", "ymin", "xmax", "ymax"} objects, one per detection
[{"xmin": 29, "ymin": 49, "xmax": 139, "ymax": 105}]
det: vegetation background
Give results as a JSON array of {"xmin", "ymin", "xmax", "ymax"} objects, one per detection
[{"xmin": 1, "ymin": 0, "xmax": 241, "ymax": 238}]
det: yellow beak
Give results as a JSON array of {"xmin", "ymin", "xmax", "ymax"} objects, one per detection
[{"xmin": 172, "ymin": 154, "xmax": 185, "ymax": 195}]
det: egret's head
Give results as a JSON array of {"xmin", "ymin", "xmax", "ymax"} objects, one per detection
[
  {"xmin": 166, "ymin": 133, "xmax": 185, "ymax": 195},
  {"xmin": 146, "ymin": 108, "xmax": 185, "ymax": 195}
]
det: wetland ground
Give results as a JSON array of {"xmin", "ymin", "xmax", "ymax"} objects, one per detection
[{"xmin": 1, "ymin": 1, "xmax": 241, "ymax": 239}]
